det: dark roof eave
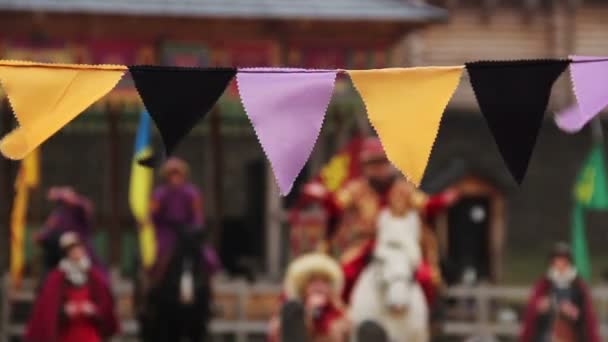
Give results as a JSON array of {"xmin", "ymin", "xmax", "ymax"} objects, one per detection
[{"xmin": 0, "ymin": 2, "xmax": 448, "ymax": 24}]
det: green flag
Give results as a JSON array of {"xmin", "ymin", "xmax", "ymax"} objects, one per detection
[
  {"xmin": 571, "ymin": 204, "xmax": 591, "ymax": 280},
  {"xmin": 574, "ymin": 144, "xmax": 608, "ymax": 209},
  {"xmin": 571, "ymin": 144, "xmax": 608, "ymax": 280}
]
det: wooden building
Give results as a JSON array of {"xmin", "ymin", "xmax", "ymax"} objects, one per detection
[
  {"xmin": 424, "ymin": 158, "xmax": 509, "ymax": 284},
  {"xmin": 417, "ymin": 0, "xmax": 608, "ymax": 274},
  {"xmin": 0, "ymin": 0, "xmax": 446, "ymax": 276}
]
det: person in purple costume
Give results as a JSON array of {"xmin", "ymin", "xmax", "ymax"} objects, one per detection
[
  {"xmin": 150, "ymin": 157, "xmax": 221, "ymax": 279},
  {"xmin": 35, "ymin": 187, "xmax": 105, "ymax": 278}
]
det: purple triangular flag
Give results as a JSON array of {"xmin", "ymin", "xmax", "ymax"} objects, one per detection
[
  {"xmin": 236, "ymin": 68, "xmax": 337, "ymax": 195},
  {"xmin": 556, "ymin": 56, "xmax": 608, "ymax": 133}
]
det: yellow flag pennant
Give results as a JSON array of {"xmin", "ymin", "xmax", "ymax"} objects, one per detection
[
  {"xmin": 0, "ymin": 61, "xmax": 127, "ymax": 159},
  {"xmin": 10, "ymin": 148, "xmax": 40, "ymax": 288},
  {"xmin": 348, "ymin": 66, "xmax": 464, "ymax": 186}
]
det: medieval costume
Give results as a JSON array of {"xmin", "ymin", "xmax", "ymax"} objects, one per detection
[
  {"xmin": 150, "ymin": 157, "xmax": 220, "ymax": 278},
  {"xmin": 36, "ymin": 187, "xmax": 103, "ymax": 276},
  {"xmin": 25, "ymin": 233, "xmax": 119, "ymax": 342},
  {"xmin": 269, "ymin": 253, "xmax": 349, "ymax": 342},
  {"xmin": 330, "ymin": 137, "xmax": 449, "ymax": 304},
  {"xmin": 520, "ymin": 243, "xmax": 600, "ymax": 342}
]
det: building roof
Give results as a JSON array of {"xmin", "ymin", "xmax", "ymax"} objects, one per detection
[{"xmin": 0, "ymin": 0, "xmax": 447, "ymax": 22}]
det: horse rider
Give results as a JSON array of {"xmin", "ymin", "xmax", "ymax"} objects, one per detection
[
  {"xmin": 269, "ymin": 253, "xmax": 349, "ymax": 342},
  {"xmin": 25, "ymin": 232, "xmax": 118, "ymax": 342},
  {"xmin": 520, "ymin": 242, "xmax": 600, "ymax": 342},
  {"xmin": 349, "ymin": 186, "xmax": 430, "ymax": 342},
  {"xmin": 328, "ymin": 137, "xmax": 454, "ymax": 305},
  {"xmin": 149, "ymin": 157, "xmax": 221, "ymax": 281}
]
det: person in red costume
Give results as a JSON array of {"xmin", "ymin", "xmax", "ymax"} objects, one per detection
[
  {"xmin": 269, "ymin": 253, "xmax": 349, "ymax": 342},
  {"xmin": 25, "ymin": 232, "xmax": 119, "ymax": 342},
  {"xmin": 332, "ymin": 137, "xmax": 456, "ymax": 305},
  {"xmin": 520, "ymin": 243, "xmax": 600, "ymax": 342}
]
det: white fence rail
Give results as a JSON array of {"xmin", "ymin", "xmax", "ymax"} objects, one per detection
[
  {"xmin": 3, "ymin": 278, "xmax": 608, "ymax": 341},
  {"xmin": 0, "ymin": 277, "xmax": 280, "ymax": 342},
  {"xmin": 442, "ymin": 285, "xmax": 608, "ymax": 339}
]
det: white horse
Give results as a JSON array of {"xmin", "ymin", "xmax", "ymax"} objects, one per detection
[{"xmin": 350, "ymin": 209, "xmax": 429, "ymax": 342}]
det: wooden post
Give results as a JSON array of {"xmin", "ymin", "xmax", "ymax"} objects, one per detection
[
  {"xmin": 106, "ymin": 103, "xmax": 122, "ymax": 272},
  {"xmin": 209, "ymin": 107, "xmax": 223, "ymax": 248},
  {"xmin": 550, "ymin": 0, "xmax": 576, "ymax": 109},
  {"xmin": 476, "ymin": 285, "xmax": 491, "ymax": 338},
  {"xmin": 592, "ymin": 118, "xmax": 604, "ymax": 143},
  {"xmin": 265, "ymin": 170, "xmax": 281, "ymax": 279},
  {"xmin": 264, "ymin": 30, "xmax": 288, "ymax": 279}
]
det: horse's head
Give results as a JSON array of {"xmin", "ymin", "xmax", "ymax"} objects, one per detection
[
  {"xmin": 376, "ymin": 250, "xmax": 417, "ymax": 315},
  {"xmin": 374, "ymin": 210, "xmax": 423, "ymax": 316}
]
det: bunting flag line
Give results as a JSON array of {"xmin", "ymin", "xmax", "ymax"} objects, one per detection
[
  {"xmin": 236, "ymin": 68, "xmax": 337, "ymax": 195},
  {"xmin": 348, "ymin": 67, "xmax": 464, "ymax": 186},
  {"xmin": 555, "ymin": 56, "xmax": 608, "ymax": 133},
  {"xmin": 129, "ymin": 66, "xmax": 236, "ymax": 156},
  {"xmin": 128, "ymin": 110, "xmax": 156, "ymax": 268},
  {"xmin": 0, "ymin": 61, "xmax": 126, "ymax": 159},
  {"xmin": 466, "ymin": 60, "xmax": 569, "ymax": 184},
  {"xmin": 2, "ymin": 58, "xmax": 607, "ymax": 191}
]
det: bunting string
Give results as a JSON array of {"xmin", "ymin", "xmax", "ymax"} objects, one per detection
[{"xmin": 0, "ymin": 57, "xmax": 606, "ymax": 194}]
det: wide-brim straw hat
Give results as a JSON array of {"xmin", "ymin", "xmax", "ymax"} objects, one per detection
[
  {"xmin": 284, "ymin": 253, "xmax": 344, "ymax": 300},
  {"xmin": 59, "ymin": 231, "xmax": 82, "ymax": 251}
]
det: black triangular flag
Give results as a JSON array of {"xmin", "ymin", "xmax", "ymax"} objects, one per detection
[
  {"xmin": 466, "ymin": 60, "xmax": 569, "ymax": 184},
  {"xmin": 129, "ymin": 66, "xmax": 236, "ymax": 155}
]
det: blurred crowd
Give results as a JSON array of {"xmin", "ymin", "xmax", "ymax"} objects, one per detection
[
  {"xmin": 24, "ymin": 157, "xmax": 220, "ymax": 342},
  {"xmin": 20, "ymin": 137, "xmax": 603, "ymax": 342}
]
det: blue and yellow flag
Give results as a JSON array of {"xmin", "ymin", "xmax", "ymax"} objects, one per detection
[{"xmin": 129, "ymin": 110, "xmax": 156, "ymax": 268}]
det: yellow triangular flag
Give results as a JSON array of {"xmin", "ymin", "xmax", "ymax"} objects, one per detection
[
  {"xmin": 348, "ymin": 66, "xmax": 464, "ymax": 185},
  {"xmin": 0, "ymin": 61, "xmax": 127, "ymax": 159}
]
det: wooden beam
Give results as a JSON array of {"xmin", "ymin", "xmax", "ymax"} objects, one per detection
[
  {"xmin": 210, "ymin": 107, "xmax": 223, "ymax": 248},
  {"xmin": 106, "ymin": 102, "xmax": 122, "ymax": 270}
]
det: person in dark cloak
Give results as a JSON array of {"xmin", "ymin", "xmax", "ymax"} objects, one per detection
[
  {"xmin": 25, "ymin": 232, "xmax": 119, "ymax": 342},
  {"xmin": 35, "ymin": 187, "xmax": 103, "ymax": 276},
  {"xmin": 519, "ymin": 242, "xmax": 600, "ymax": 342}
]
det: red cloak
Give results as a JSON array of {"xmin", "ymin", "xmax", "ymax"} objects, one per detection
[
  {"xmin": 519, "ymin": 277, "xmax": 600, "ymax": 342},
  {"xmin": 25, "ymin": 268, "xmax": 119, "ymax": 342}
]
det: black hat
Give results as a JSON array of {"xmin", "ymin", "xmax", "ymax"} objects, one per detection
[{"xmin": 550, "ymin": 242, "xmax": 573, "ymax": 262}]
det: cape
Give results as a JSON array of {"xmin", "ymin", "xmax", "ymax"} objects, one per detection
[
  {"xmin": 25, "ymin": 267, "xmax": 119, "ymax": 342},
  {"xmin": 519, "ymin": 277, "xmax": 600, "ymax": 342}
]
